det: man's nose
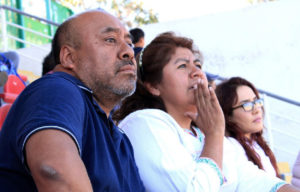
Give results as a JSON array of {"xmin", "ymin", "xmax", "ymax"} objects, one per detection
[{"xmin": 119, "ymin": 42, "xmax": 135, "ymax": 61}]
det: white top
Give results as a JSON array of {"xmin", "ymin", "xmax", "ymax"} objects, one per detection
[
  {"xmin": 119, "ymin": 109, "xmax": 285, "ymax": 192},
  {"xmin": 238, "ymin": 139, "xmax": 277, "ymax": 177}
]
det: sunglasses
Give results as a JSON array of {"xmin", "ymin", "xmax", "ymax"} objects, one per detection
[{"xmin": 232, "ymin": 98, "xmax": 264, "ymax": 112}]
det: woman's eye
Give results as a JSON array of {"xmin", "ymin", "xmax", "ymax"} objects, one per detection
[
  {"xmin": 178, "ymin": 64, "xmax": 186, "ymax": 69},
  {"xmin": 196, "ymin": 64, "xmax": 202, "ymax": 69}
]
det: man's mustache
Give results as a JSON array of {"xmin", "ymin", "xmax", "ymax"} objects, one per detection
[{"xmin": 116, "ymin": 60, "xmax": 136, "ymax": 73}]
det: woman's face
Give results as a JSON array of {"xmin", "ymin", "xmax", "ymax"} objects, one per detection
[
  {"xmin": 231, "ymin": 85, "xmax": 264, "ymax": 138},
  {"xmin": 154, "ymin": 47, "xmax": 204, "ymax": 115}
]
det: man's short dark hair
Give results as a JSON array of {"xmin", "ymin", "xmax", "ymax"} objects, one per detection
[{"xmin": 129, "ymin": 28, "xmax": 145, "ymax": 44}]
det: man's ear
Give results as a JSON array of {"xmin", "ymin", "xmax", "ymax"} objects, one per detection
[
  {"xmin": 144, "ymin": 82, "xmax": 160, "ymax": 96},
  {"xmin": 59, "ymin": 45, "xmax": 76, "ymax": 70}
]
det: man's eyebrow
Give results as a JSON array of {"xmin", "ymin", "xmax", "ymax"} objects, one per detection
[
  {"xmin": 101, "ymin": 27, "xmax": 120, "ymax": 34},
  {"xmin": 101, "ymin": 27, "xmax": 131, "ymax": 40}
]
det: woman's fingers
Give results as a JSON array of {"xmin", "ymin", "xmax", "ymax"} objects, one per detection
[
  {"xmin": 191, "ymin": 76, "xmax": 225, "ymax": 136},
  {"xmin": 196, "ymin": 77, "xmax": 211, "ymax": 111}
]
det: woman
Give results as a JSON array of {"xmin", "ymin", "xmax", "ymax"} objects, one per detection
[
  {"xmin": 114, "ymin": 32, "xmax": 297, "ymax": 191},
  {"xmin": 115, "ymin": 32, "xmax": 225, "ymax": 191},
  {"xmin": 215, "ymin": 77, "xmax": 280, "ymax": 177}
]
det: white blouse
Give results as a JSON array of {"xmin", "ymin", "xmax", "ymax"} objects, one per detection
[
  {"xmin": 252, "ymin": 140, "xmax": 277, "ymax": 176},
  {"xmin": 119, "ymin": 109, "xmax": 285, "ymax": 192}
]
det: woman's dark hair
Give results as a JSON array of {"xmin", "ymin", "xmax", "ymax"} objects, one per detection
[
  {"xmin": 113, "ymin": 32, "xmax": 202, "ymax": 122},
  {"xmin": 215, "ymin": 77, "xmax": 279, "ymax": 177}
]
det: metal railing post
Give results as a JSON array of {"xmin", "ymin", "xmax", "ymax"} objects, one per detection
[{"xmin": 0, "ymin": 7, "xmax": 8, "ymax": 51}]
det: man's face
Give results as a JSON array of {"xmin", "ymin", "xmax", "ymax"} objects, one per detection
[{"xmin": 73, "ymin": 11, "xmax": 136, "ymax": 101}]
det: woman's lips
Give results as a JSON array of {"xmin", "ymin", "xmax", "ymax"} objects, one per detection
[{"xmin": 253, "ymin": 117, "xmax": 262, "ymax": 123}]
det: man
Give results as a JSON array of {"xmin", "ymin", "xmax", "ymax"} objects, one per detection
[
  {"xmin": 0, "ymin": 10, "xmax": 144, "ymax": 191},
  {"xmin": 129, "ymin": 28, "xmax": 145, "ymax": 56}
]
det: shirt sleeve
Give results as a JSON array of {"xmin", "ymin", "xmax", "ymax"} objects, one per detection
[
  {"xmin": 14, "ymin": 76, "xmax": 86, "ymax": 166},
  {"xmin": 119, "ymin": 109, "xmax": 222, "ymax": 192},
  {"xmin": 221, "ymin": 138, "xmax": 286, "ymax": 192}
]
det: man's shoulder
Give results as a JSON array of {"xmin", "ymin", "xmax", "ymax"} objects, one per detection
[
  {"xmin": 16, "ymin": 72, "xmax": 89, "ymax": 112},
  {"xmin": 39, "ymin": 72, "xmax": 82, "ymax": 86},
  {"xmin": 28, "ymin": 72, "xmax": 89, "ymax": 95}
]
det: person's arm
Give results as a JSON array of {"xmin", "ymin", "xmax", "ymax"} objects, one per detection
[
  {"xmin": 278, "ymin": 184, "xmax": 300, "ymax": 192},
  {"xmin": 26, "ymin": 129, "xmax": 93, "ymax": 192}
]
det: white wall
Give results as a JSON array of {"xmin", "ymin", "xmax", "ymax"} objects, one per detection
[{"xmin": 142, "ymin": 0, "xmax": 300, "ymax": 102}]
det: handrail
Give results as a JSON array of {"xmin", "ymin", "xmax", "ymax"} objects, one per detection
[
  {"xmin": 217, "ymin": 76, "xmax": 300, "ymax": 107},
  {"xmin": 0, "ymin": 5, "xmax": 59, "ymax": 26},
  {"xmin": 7, "ymin": 21, "xmax": 53, "ymax": 39},
  {"xmin": 257, "ymin": 89, "xmax": 300, "ymax": 107},
  {"xmin": 7, "ymin": 35, "xmax": 50, "ymax": 51}
]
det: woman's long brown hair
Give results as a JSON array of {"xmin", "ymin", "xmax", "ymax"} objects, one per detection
[{"xmin": 215, "ymin": 77, "xmax": 280, "ymax": 177}]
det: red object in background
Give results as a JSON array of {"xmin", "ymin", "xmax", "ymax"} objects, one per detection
[
  {"xmin": 1, "ymin": 75, "xmax": 26, "ymax": 104},
  {"xmin": 19, "ymin": 74, "xmax": 28, "ymax": 82},
  {"xmin": 0, "ymin": 104, "xmax": 12, "ymax": 129}
]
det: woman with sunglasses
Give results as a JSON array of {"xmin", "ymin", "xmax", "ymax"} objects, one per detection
[
  {"xmin": 215, "ymin": 77, "xmax": 280, "ymax": 178},
  {"xmin": 114, "ymin": 32, "xmax": 299, "ymax": 191}
]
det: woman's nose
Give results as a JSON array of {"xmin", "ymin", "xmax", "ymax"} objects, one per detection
[
  {"xmin": 252, "ymin": 103, "xmax": 262, "ymax": 114},
  {"xmin": 190, "ymin": 66, "xmax": 202, "ymax": 78}
]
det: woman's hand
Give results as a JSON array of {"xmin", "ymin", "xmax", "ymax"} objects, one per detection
[
  {"xmin": 185, "ymin": 72, "xmax": 225, "ymax": 169},
  {"xmin": 185, "ymin": 73, "xmax": 225, "ymax": 137}
]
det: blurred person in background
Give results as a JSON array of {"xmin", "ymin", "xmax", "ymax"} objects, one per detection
[{"xmin": 129, "ymin": 27, "xmax": 145, "ymax": 56}]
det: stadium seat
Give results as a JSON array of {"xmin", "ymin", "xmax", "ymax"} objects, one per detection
[
  {"xmin": 0, "ymin": 104, "xmax": 12, "ymax": 129},
  {"xmin": 277, "ymin": 162, "xmax": 292, "ymax": 183},
  {"xmin": 2, "ymin": 75, "xmax": 26, "ymax": 103}
]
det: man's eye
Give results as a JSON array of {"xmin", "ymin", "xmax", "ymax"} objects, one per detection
[{"xmin": 106, "ymin": 38, "xmax": 116, "ymax": 43}]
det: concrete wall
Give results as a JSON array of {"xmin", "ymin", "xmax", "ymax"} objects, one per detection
[
  {"xmin": 17, "ymin": 44, "xmax": 50, "ymax": 76},
  {"xmin": 142, "ymin": 0, "xmax": 300, "ymax": 102}
]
